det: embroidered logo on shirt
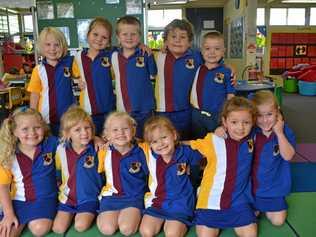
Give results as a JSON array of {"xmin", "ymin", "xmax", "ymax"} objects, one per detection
[
  {"xmin": 247, "ymin": 139, "xmax": 254, "ymax": 153},
  {"xmin": 273, "ymin": 144, "xmax": 280, "ymax": 156},
  {"xmin": 43, "ymin": 152, "xmax": 53, "ymax": 166},
  {"xmin": 64, "ymin": 67, "xmax": 71, "ymax": 77},
  {"xmin": 177, "ymin": 163, "xmax": 189, "ymax": 175},
  {"xmin": 101, "ymin": 57, "xmax": 111, "ymax": 67},
  {"xmin": 129, "ymin": 162, "xmax": 141, "ymax": 173},
  {"xmin": 136, "ymin": 57, "xmax": 145, "ymax": 67},
  {"xmin": 214, "ymin": 73, "xmax": 224, "ymax": 84},
  {"xmin": 185, "ymin": 59, "xmax": 194, "ymax": 69},
  {"xmin": 84, "ymin": 156, "xmax": 95, "ymax": 168}
]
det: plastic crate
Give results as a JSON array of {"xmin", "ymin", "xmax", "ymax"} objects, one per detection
[
  {"xmin": 298, "ymin": 81, "xmax": 316, "ymax": 96},
  {"xmin": 284, "ymin": 78, "xmax": 298, "ymax": 93}
]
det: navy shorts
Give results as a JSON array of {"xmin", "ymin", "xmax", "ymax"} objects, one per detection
[
  {"xmin": 13, "ymin": 198, "xmax": 57, "ymax": 225},
  {"xmin": 194, "ymin": 204, "xmax": 256, "ymax": 229},
  {"xmin": 253, "ymin": 196, "xmax": 288, "ymax": 212},
  {"xmin": 58, "ymin": 201, "xmax": 99, "ymax": 214},
  {"xmin": 156, "ymin": 108, "xmax": 192, "ymax": 140},
  {"xmin": 144, "ymin": 207, "xmax": 193, "ymax": 226},
  {"xmin": 99, "ymin": 196, "xmax": 144, "ymax": 212}
]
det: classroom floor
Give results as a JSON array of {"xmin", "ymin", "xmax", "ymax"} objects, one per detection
[{"xmin": 21, "ymin": 93, "xmax": 316, "ymax": 236}]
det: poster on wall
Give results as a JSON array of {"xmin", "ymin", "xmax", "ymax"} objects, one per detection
[
  {"xmin": 126, "ymin": 0, "xmax": 142, "ymax": 15},
  {"xmin": 57, "ymin": 2, "xmax": 74, "ymax": 18},
  {"xmin": 230, "ymin": 16, "xmax": 244, "ymax": 58},
  {"xmin": 77, "ymin": 19, "xmax": 93, "ymax": 48},
  {"xmin": 37, "ymin": 1, "xmax": 54, "ymax": 19}
]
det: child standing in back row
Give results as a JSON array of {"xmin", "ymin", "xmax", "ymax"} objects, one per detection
[
  {"xmin": 75, "ymin": 17, "xmax": 115, "ymax": 135},
  {"xmin": 111, "ymin": 16, "xmax": 157, "ymax": 138},
  {"xmin": 28, "ymin": 27, "xmax": 80, "ymax": 136},
  {"xmin": 251, "ymin": 90, "xmax": 295, "ymax": 226},
  {"xmin": 190, "ymin": 31, "xmax": 235, "ymax": 139},
  {"xmin": 0, "ymin": 108, "xmax": 58, "ymax": 237},
  {"xmin": 190, "ymin": 97, "xmax": 257, "ymax": 237},
  {"xmin": 52, "ymin": 106, "xmax": 103, "ymax": 234},
  {"xmin": 155, "ymin": 19, "xmax": 203, "ymax": 139}
]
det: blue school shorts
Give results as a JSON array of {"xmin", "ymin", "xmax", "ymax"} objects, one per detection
[
  {"xmin": 194, "ymin": 204, "xmax": 256, "ymax": 229},
  {"xmin": 253, "ymin": 196, "xmax": 288, "ymax": 212},
  {"xmin": 58, "ymin": 201, "xmax": 99, "ymax": 214},
  {"xmin": 12, "ymin": 198, "xmax": 57, "ymax": 225},
  {"xmin": 99, "ymin": 196, "xmax": 144, "ymax": 212},
  {"xmin": 144, "ymin": 207, "xmax": 193, "ymax": 226}
]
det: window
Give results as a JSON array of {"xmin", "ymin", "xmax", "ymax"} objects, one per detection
[
  {"xmin": 270, "ymin": 8, "xmax": 305, "ymax": 25},
  {"xmin": 288, "ymin": 8, "xmax": 305, "ymax": 25},
  {"xmin": 8, "ymin": 15, "xmax": 19, "ymax": 34},
  {"xmin": 0, "ymin": 15, "xmax": 8, "ymax": 33},
  {"xmin": 310, "ymin": 8, "xmax": 316, "ymax": 25},
  {"xmin": 148, "ymin": 9, "xmax": 182, "ymax": 28},
  {"xmin": 257, "ymin": 8, "xmax": 265, "ymax": 26},
  {"xmin": 23, "ymin": 15, "xmax": 33, "ymax": 32},
  {"xmin": 270, "ymin": 8, "xmax": 287, "ymax": 25}
]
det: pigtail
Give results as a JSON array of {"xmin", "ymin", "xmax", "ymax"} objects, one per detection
[{"xmin": 0, "ymin": 117, "xmax": 18, "ymax": 168}]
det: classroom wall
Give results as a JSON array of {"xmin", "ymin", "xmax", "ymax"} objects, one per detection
[
  {"xmin": 223, "ymin": 0, "xmax": 257, "ymax": 80},
  {"xmin": 36, "ymin": 0, "xmax": 143, "ymax": 48}
]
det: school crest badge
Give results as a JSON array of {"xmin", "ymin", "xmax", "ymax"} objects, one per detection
[
  {"xmin": 273, "ymin": 144, "xmax": 280, "ymax": 156},
  {"xmin": 247, "ymin": 139, "xmax": 254, "ymax": 153},
  {"xmin": 177, "ymin": 163, "xmax": 189, "ymax": 175},
  {"xmin": 43, "ymin": 153, "xmax": 53, "ymax": 166},
  {"xmin": 185, "ymin": 59, "xmax": 194, "ymax": 69},
  {"xmin": 129, "ymin": 162, "xmax": 141, "ymax": 173},
  {"xmin": 136, "ymin": 57, "xmax": 145, "ymax": 67},
  {"xmin": 101, "ymin": 57, "xmax": 110, "ymax": 67},
  {"xmin": 63, "ymin": 67, "xmax": 71, "ymax": 77},
  {"xmin": 214, "ymin": 73, "xmax": 224, "ymax": 84},
  {"xmin": 84, "ymin": 156, "xmax": 95, "ymax": 168}
]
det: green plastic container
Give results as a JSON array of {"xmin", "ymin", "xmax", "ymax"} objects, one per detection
[
  {"xmin": 283, "ymin": 78, "xmax": 298, "ymax": 93},
  {"xmin": 274, "ymin": 86, "xmax": 283, "ymax": 106}
]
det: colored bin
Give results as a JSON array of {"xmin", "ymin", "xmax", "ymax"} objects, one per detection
[
  {"xmin": 298, "ymin": 81, "xmax": 316, "ymax": 96},
  {"xmin": 283, "ymin": 78, "xmax": 298, "ymax": 93}
]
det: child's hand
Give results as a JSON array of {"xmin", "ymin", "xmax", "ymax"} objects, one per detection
[
  {"xmin": 272, "ymin": 112, "xmax": 284, "ymax": 136},
  {"xmin": 214, "ymin": 126, "xmax": 227, "ymax": 139},
  {"xmin": 74, "ymin": 79, "xmax": 86, "ymax": 90},
  {"xmin": 139, "ymin": 43, "xmax": 152, "ymax": 55},
  {"xmin": 161, "ymin": 43, "xmax": 167, "ymax": 54},
  {"xmin": 0, "ymin": 213, "xmax": 19, "ymax": 237},
  {"xmin": 94, "ymin": 136, "xmax": 106, "ymax": 151}
]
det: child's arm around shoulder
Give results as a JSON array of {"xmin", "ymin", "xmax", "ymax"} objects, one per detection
[
  {"xmin": 273, "ymin": 115, "xmax": 295, "ymax": 161},
  {"xmin": 0, "ymin": 166, "xmax": 19, "ymax": 236}
]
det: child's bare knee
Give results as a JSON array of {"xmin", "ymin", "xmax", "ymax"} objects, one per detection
[
  {"xmin": 98, "ymin": 223, "xmax": 117, "ymax": 236},
  {"xmin": 119, "ymin": 223, "xmax": 137, "ymax": 236},
  {"xmin": 28, "ymin": 222, "xmax": 51, "ymax": 237}
]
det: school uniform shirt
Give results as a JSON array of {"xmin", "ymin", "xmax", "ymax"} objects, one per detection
[
  {"xmin": 190, "ymin": 64, "xmax": 236, "ymax": 114},
  {"xmin": 27, "ymin": 56, "xmax": 80, "ymax": 124},
  {"xmin": 75, "ymin": 48, "xmax": 115, "ymax": 115},
  {"xmin": 55, "ymin": 142, "xmax": 103, "ymax": 206},
  {"xmin": 252, "ymin": 124, "xmax": 296, "ymax": 197},
  {"xmin": 98, "ymin": 145, "xmax": 148, "ymax": 199},
  {"xmin": 139, "ymin": 143, "xmax": 203, "ymax": 217},
  {"xmin": 0, "ymin": 136, "xmax": 58, "ymax": 201},
  {"xmin": 111, "ymin": 48, "xmax": 157, "ymax": 113},
  {"xmin": 154, "ymin": 49, "xmax": 203, "ymax": 112},
  {"xmin": 190, "ymin": 133, "xmax": 254, "ymax": 210}
]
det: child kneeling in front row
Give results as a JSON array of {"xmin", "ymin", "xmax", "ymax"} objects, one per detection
[{"xmin": 189, "ymin": 96, "xmax": 258, "ymax": 237}]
